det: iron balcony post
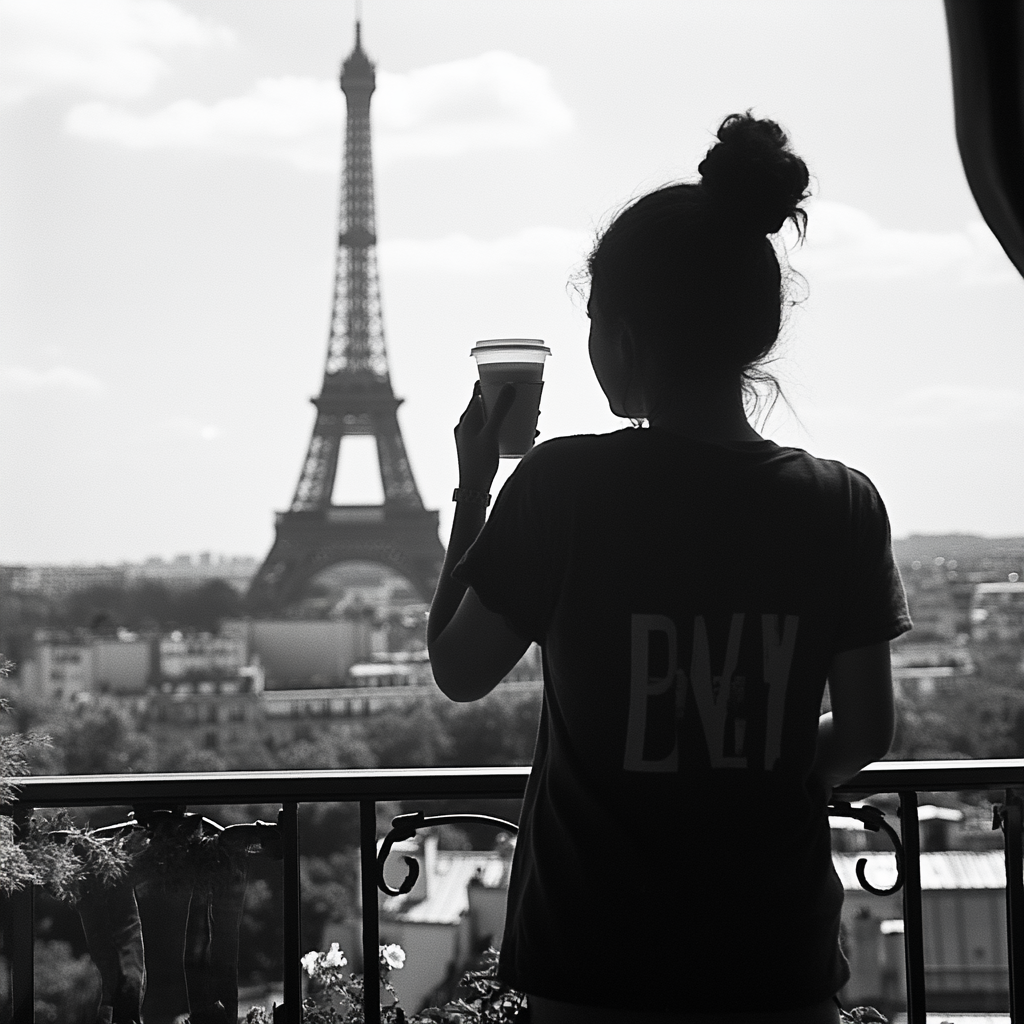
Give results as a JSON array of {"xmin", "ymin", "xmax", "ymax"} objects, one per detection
[
  {"xmin": 360, "ymin": 799, "xmax": 381, "ymax": 1024},
  {"xmin": 279, "ymin": 802, "xmax": 301, "ymax": 1024},
  {"xmin": 998, "ymin": 788, "xmax": 1023, "ymax": 1024},
  {"xmin": 900, "ymin": 790, "xmax": 926, "ymax": 1024},
  {"xmin": 10, "ymin": 807, "xmax": 34, "ymax": 1024}
]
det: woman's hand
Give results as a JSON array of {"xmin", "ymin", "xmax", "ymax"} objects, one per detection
[{"xmin": 455, "ymin": 381, "xmax": 515, "ymax": 492}]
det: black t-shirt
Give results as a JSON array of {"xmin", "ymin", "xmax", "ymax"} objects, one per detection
[{"xmin": 453, "ymin": 428, "xmax": 911, "ymax": 1012}]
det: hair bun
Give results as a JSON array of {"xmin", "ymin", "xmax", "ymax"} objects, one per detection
[{"xmin": 697, "ymin": 112, "xmax": 810, "ymax": 236}]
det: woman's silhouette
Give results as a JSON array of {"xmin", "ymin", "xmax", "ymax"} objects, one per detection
[{"xmin": 428, "ymin": 113, "xmax": 911, "ymax": 1024}]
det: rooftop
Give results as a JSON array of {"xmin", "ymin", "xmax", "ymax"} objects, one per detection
[{"xmin": 383, "ymin": 847, "xmax": 511, "ymax": 925}]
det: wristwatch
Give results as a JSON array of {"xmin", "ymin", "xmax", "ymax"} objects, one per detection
[{"xmin": 452, "ymin": 487, "xmax": 491, "ymax": 506}]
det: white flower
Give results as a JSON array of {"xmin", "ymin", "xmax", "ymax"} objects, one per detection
[
  {"xmin": 324, "ymin": 942, "xmax": 347, "ymax": 969},
  {"xmin": 301, "ymin": 951, "xmax": 320, "ymax": 977},
  {"xmin": 380, "ymin": 943, "xmax": 406, "ymax": 970}
]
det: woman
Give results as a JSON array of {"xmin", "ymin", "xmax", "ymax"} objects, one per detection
[{"xmin": 428, "ymin": 113, "xmax": 911, "ymax": 1024}]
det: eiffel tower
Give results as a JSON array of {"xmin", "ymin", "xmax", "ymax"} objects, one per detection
[{"xmin": 249, "ymin": 24, "xmax": 444, "ymax": 612}]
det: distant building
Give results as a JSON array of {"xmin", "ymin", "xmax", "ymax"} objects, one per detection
[
  {"xmin": 263, "ymin": 678, "xmax": 544, "ymax": 738},
  {"xmin": 260, "ymin": 646, "xmax": 542, "ymax": 738},
  {"xmin": 91, "ymin": 635, "xmax": 154, "ymax": 694},
  {"xmin": 145, "ymin": 629, "xmax": 265, "ymax": 750},
  {"xmin": 261, "ymin": 683, "xmax": 422, "ymax": 737},
  {"xmin": 347, "ymin": 656, "xmax": 434, "ymax": 690},
  {"xmin": 971, "ymin": 581, "xmax": 1024, "ymax": 643},
  {"xmin": 221, "ymin": 618, "xmax": 376, "ymax": 688},
  {"xmin": 900, "ymin": 560, "xmax": 962, "ymax": 641},
  {"xmin": 18, "ymin": 635, "xmax": 92, "ymax": 700},
  {"xmin": 890, "ymin": 639, "xmax": 974, "ymax": 697},
  {"xmin": 129, "ymin": 554, "xmax": 259, "ymax": 593},
  {"xmin": 893, "ymin": 535, "xmax": 1024, "ymax": 587},
  {"xmin": 159, "ymin": 631, "xmax": 248, "ymax": 680},
  {"xmin": 836, "ymin": 850, "xmax": 1010, "ymax": 1014},
  {"xmin": 13, "ymin": 619, "xmax": 541, "ymax": 749},
  {"xmin": 3, "ymin": 564, "xmax": 129, "ymax": 599},
  {"xmin": 17, "ymin": 629, "xmax": 153, "ymax": 700},
  {"xmin": 15, "ymin": 628, "xmax": 264, "ymax": 708},
  {"xmin": 146, "ymin": 672, "xmax": 265, "ymax": 752},
  {"xmin": 0, "ymin": 554, "xmax": 259, "ymax": 597}
]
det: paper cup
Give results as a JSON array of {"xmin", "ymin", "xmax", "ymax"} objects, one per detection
[{"xmin": 470, "ymin": 339, "xmax": 551, "ymax": 458}]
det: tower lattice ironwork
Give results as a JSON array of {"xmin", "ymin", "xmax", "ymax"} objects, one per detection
[{"xmin": 249, "ymin": 25, "xmax": 444, "ymax": 611}]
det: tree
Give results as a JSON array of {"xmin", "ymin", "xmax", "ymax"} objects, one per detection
[
  {"xmin": 32, "ymin": 578, "xmax": 247, "ymax": 636},
  {"xmin": 50, "ymin": 699, "xmax": 157, "ymax": 776},
  {"xmin": 155, "ymin": 742, "xmax": 227, "ymax": 774},
  {"xmin": 360, "ymin": 698, "xmax": 455, "ymax": 768},
  {"xmin": 174, "ymin": 579, "xmax": 244, "ymax": 632},
  {"xmin": 443, "ymin": 691, "xmax": 541, "ymax": 767},
  {"xmin": 888, "ymin": 677, "xmax": 1024, "ymax": 761},
  {"xmin": 1, "ymin": 658, "xmax": 133, "ymax": 899}
]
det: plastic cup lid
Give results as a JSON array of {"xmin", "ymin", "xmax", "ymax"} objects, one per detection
[{"xmin": 470, "ymin": 338, "xmax": 551, "ymax": 355}]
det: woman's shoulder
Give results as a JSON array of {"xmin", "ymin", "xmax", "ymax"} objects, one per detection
[
  {"xmin": 518, "ymin": 431, "xmax": 628, "ymax": 470},
  {"xmin": 764, "ymin": 445, "xmax": 893, "ymax": 528},
  {"xmin": 525, "ymin": 431, "xmax": 887, "ymax": 507},
  {"xmin": 766, "ymin": 442, "xmax": 881, "ymax": 489}
]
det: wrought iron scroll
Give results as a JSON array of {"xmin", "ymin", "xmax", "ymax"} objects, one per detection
[
  {"xmin": 828, "ymin": 800, "xmax": 905, "ymax": 896},
  {"xmin": 376, "ymin": 810, "xmax": 519, "ymax": 898}
]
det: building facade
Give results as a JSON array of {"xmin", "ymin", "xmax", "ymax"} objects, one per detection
[
  {"xmin": 17, "ymin": 629, "xmax": 153, "ymax": 700},
  {"xmin": 971, "ymin": 580, "xmax": 1024, "ymax": 642}
]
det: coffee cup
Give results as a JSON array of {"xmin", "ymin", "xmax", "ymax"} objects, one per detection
[{"xmin": 470, "ymin": 338, "xmax": 551, "ymax": 458}]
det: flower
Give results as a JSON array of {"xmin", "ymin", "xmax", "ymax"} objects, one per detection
[
  {"xmin": 301, "ymin": 951, "xmax": 320, "ymax": 977},
  {"xmin": 380, "ymin": 943, "xmax": 406, "ymax": 970},
  {"xmin": 324, "ymin": 942, "xmax": 347, "ymax": 969}
]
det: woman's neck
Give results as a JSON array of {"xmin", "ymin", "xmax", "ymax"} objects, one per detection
[{"xmin": 644, "ymin": 380, "xmax": 763, "ymax": 443}]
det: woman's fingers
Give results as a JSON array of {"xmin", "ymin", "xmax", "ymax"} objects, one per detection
[
  {"xmin": 455, "ymin": 381, "xmax": 507, "ymax": 489},
  {"xmin": 456, "ymin": 382, "xmax": 485, "ymax": 434}
]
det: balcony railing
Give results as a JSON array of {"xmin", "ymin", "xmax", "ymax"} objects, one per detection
[{"xmin": 3, "ymin": 759, "xmax": 1022, "ymax": 1024}]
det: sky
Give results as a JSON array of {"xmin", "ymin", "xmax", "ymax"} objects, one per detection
[{"xmin": 2, "ymin": 0, "xmax": 1023, "ymax": 566}]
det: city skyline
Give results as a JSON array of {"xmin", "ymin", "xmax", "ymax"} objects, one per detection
[{"xmin": 3, "ymin": 0, "xmax": 1024, "ymax": 566}]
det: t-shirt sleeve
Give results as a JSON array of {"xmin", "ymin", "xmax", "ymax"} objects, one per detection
[
  {"xmin": 451, "ymin": 442, "xmax": 568, "ymax": 645},
  {"xmin": 833, "ymin": 469, "xmax": 913, "ymax": 653}
]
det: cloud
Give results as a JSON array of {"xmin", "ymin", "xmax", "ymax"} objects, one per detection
[
  {"xmin": 68, "ymin": 76, "xmax": 342, "ymax": 171},
  {"xmin": 375, "ymin": 51, "xmax": 573, "ymax": 162},
  {"xmin": 64, "ymin": 51, "xmax": 573, "ymax": 170},
  {"xmin": 0, "ymin": 365, "xmax": 105, "ymax": 395},
  {"xmin": 0, "ymin": 0, "xmax": 234, "ymax": 104},
  {"xmin": 379, "ymin": 226, "xmax": 591, "ymax": 276},
  {"xmin": 164, "ymin": 417, "xmax": 223, "ymax": 441},
  {"xmin": 786, "ymin": 201, "xmax": 1017, "ymax": 286}
]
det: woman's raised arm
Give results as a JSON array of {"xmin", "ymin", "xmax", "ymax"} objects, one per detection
[{"xmin": 428, "ymin": 382, "xmax": 529, "ymax": 701}]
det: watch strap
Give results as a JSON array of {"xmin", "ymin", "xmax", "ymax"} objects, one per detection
[{"xmin": 452, "ymin": 487, "xmax": 491, "ymax": 507}]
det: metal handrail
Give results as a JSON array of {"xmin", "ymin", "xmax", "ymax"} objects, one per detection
[
  {"xmin": 4, "ymin": 757, "xmax": 1021, "ymax": 808},
  {"xmin": 1, "ymin": 764, "xmax": 532, "ymax": 808},
  {"xmin": 3, "ymin": 759, "xmax": 1023, "ymax": 1024}
]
